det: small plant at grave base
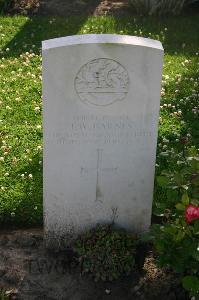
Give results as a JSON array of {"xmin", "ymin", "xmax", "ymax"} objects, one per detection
[
  {"xmin": 143, "ymin": 147, "xmax": 199, "ymax": 298},
  {"xmin": 0, "ymin": 289, "xmax": 9, "ymax": 300},
  {"xmin": 73, "ymin": 224, "xmax": 137, "ymax": 282}
]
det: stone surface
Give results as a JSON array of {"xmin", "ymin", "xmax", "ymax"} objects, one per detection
[
  {"xmin": 42, "ymin": 34, "xmax": 164, "ymax": 248},
  {"xmin": 15, "ymin": 234, "xmax": 37, "ymax": 248}
]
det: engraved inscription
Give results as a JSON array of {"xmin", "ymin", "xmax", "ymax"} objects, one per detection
[
  {"xmin": 75, "ymin": 58, "xmax": 129, "ymax": 106},
  {"xmin": 51, "ymin": 115, "xmax": 153, "ymax": 145}
]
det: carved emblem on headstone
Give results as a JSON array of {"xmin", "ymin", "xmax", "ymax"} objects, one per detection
[{"xmin": 75, "ymin": 58, "xmax": 129, "ymax": 106}]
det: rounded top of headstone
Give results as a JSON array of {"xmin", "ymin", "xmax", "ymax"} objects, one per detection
[{"xmin": 42, "ymin": 34, "xmax": 164, "ymax": 51}]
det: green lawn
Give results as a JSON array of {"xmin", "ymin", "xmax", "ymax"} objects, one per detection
[{"xmin": 0, "ymin": 15, "xmax": 199, "ymax": 226}]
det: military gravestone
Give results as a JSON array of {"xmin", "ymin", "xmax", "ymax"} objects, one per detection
[{"xmin": 42, "ymin": 34, "xmax": 164, "ymax": 248}]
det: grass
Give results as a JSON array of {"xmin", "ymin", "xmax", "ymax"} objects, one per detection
[{"xmin": 0, "ymin": 15, "xmax": 199, "ymax": 226}]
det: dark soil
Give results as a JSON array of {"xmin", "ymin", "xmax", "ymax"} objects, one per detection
[
  {"xmin": 0, "ymin": 229, "xmax": 188, "ymax": 300},
  {"xmin": 5, "ymin": 0, "xmax": 199, "ymax": 16},
  {"xmin": 7, "ymin": 0, "xmax": 130, "ymax": 16}
]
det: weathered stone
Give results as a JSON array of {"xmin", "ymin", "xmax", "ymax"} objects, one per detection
[
  {"xmin": 15, "ymin": 235, "xmax": 36, "ymax": 247},
  {"xmin": 42, "ymin": 34, "xmax": 163, "ymax": 248}
]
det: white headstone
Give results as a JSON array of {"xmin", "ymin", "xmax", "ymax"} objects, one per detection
[{"xmin": 42, "ymin": 34, "xmax": 164, "ymax": 248}]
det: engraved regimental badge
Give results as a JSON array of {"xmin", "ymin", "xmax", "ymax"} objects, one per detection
[{"xmin": 75, "ymin": 58, "xmax": 129, "ymax": 106}]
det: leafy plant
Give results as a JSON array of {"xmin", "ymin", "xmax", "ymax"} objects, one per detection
[
  {"xmin": 0, "ymin": 289, "xmax": 9, "ymax": 300},
  {"xmin": 155, "ymin": 146, "xmax": 199, "ymax": 216},
  {"xmin": 143, "ymin": 147, "xmax": 199, "ymax": 298},
  {"xmin": 182, "ymin": 276, "xmax": 199, "ymax": 298},
  {"xmin": 147, "ymin": 219, "xmax": 199, "ymax": 297},
  {"xmin": 73, "ymin": 224, "xmax": 137, "ymax": 281}
]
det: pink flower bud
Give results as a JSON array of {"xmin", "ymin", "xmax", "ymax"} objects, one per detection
[{"xmin": 185, "ymin": 205, "xmax": 199, "ymax": 224}]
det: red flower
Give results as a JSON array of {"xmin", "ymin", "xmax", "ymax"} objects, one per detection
[{"xmin": 185, "ymin": 205, "xmax": 199, "ymax": 224}]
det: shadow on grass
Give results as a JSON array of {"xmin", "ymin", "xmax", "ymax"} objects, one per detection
[
  {"xmin": 1, "ymin": 16, "xmax": 89, "ymax": 59},
  {"xmin": 2, "ymin": 14, "xmax": 199, "ymax": 60},
  {"xmin": 112, "ymin": 14, "xmax": 199, "ymax": 56}
]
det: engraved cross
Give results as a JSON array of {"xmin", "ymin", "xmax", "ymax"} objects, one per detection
[{"xmin": 81, "ymin": 149, "xmax": 118, "ymax": 203}]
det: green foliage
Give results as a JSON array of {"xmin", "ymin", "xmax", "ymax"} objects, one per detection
[
  {"xmin": 154, "ymin": 147, "xmax": 199, "ymax": 216},
  {"xmin": 73, "ymin": 225, "xmax": 137, "ymax": 281},
  {"xmin": 148, "ymin": 221, "xmax": 199, "ymax": 273},
  {"xmin": 144, "ymin": 219, "xmax": 199, "ymax": 297},
  {"xmin": 145, "ymin": 148, "xmax": 199, "ymax": 297},
  {"xmin": 0, "ymin": 289, "xmax": 9, "ymax": 300},
  {"xmin": 182, "ymin": 275, "xmax": 199, "ymax": 297}
]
